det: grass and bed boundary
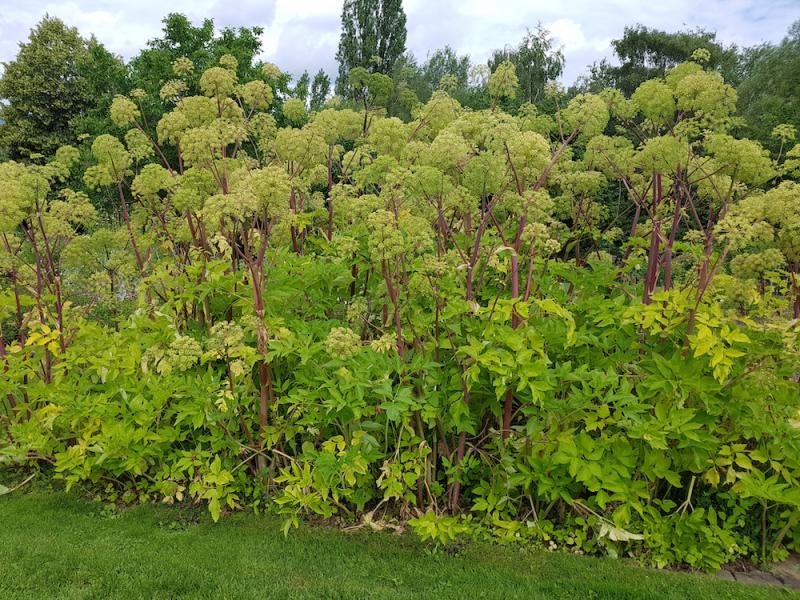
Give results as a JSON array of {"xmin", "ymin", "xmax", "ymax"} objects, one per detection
[{"xmin": 1, "ymin": 479, "xmax": 797, "ymax": 600}]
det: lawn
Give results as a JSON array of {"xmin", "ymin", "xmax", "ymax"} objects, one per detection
[{"xmin": 0, "ymin": 486, "xmax": 795, "ymax": 600}]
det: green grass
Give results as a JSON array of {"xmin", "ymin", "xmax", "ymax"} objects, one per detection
[{"xmin": 0, "ymin": 486, "xmax": 795, "ymax": 600}]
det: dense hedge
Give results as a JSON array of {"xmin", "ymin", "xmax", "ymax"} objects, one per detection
[{"xmin": 2, "ymin": 54, "xmax": 800, "ymax": 571}]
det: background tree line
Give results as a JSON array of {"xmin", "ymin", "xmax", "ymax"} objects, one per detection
[{"xmin": 1, "ymin": 2, "xmax": 798, "ymax": 162}]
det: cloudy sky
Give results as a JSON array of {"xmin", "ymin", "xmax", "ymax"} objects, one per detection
[{"xmin": 1, "ymin": 0, "xmax": 798, "ymax": 84}]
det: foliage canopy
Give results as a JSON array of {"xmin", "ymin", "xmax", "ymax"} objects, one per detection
[{"xmin": 1, "ymin": 12, "xmax": 800, "ymax": 576}]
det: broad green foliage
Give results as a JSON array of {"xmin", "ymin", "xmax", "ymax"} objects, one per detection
[
  {"xmin": 737, "ymin": 21, "xmax": 800, "ymax": 152},
  {"xmin": 127, "ymin": 13, "xmax": 266, "ymax": 126},
  {"xmin": 0, "ymin": 17, "xmax": 127, "ymax": 158},
  {"xmin": 1, "ymin": 55, "xmax": 800, "ymax": 575},
  {"xmin": 581, "ymin": 24, "xmax": 741, "ymax": 96},
  {"xmin": 487, "ymin": 61, "xmax": 519, "ymax": 104},
  {"xmin": 488, "ymin": 26, "xmax": 565, "ymax": 106}
]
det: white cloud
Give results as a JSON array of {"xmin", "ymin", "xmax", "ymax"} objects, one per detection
[
  {"xmin": 546, "ymin": 19, "xmax": 587, "ymax": 51},
  {"xmin": 0, "ymin": 0, "xmax": 798, "ymax": 84}
]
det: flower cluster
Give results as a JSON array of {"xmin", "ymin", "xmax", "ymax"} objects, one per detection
[
  {"xmin": 282, "ymin": 98, "xmax": 306, "ymax": 125},
  {"xmin": 200, "ymin": 67, "xmax": 237, "ymax": 99},
  {"xmin": 131, "ymin": 164, "xmax": 175, "ymax": 202},
  {"xmin": 160, "ymin": 79, "xmax": 188, "ymax": 103},
  {"xmin": 730, "ymin": 248, "xmax": 786, "ymax": 279},
  {"xmin": 110, "ymin": 96, "xmax": 140, "ymax": 128},
  {"xmin": 487, "ymin": 60, "xmax": 518, "ymax": 101},
  {"xmin": 172, "ymin": 56, "xmax": 194, "ymax": 76},
  {"xmin": 562, "ymin": 93, "xmax": 609, "ymax": 138},
  {"xmin": 125, "ymin": 129, "xmax": 154, "ymax": 161},
  {"xmin": 324, "ymin": 326, "xmax": 362, "ymax": 359},
  {"xmin": 237, "ymin": 80, "xmax": 273, "ymax": 111},
  {"xmin": 631, "ymin": 80, "xmax": 675, "ymax": 125}
]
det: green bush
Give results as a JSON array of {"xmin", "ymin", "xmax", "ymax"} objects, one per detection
[{"xmin": 1, "ymin": 54, "xmax": 800, "ymax": 573}]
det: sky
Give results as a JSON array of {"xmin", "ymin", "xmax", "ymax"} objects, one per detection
[{"xmin": 0, "ymin": 0, "xmax": 798, "ymax": 85}]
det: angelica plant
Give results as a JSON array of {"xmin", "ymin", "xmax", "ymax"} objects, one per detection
[{"xmin": 1, "ymin": 55, "xmax": 799, "ymax": 572}]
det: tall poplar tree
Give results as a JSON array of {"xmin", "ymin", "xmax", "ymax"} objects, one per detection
[
  {"xmin": 310, "ymin": 69, "xmax": 332, "ymax": 110},
  {"xmin": 334, "ymin": 0, "xmax": 407, "ymax": 97},
  {"xmin": 293, "ymin": 70, "xmax": 311, "ymax": 102}
]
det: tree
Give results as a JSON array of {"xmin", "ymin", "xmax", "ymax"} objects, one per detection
[
  {"xmin": 487, "ymin": 60, "xmax": 519, "ymax": 108},
  {"xmin": 580, "ymin": 24, "xmax": 739, "ymax": 95},
  {"xmin": 0, "ymin": 17, "xmax": 126, "ymax": 159},
  {"xmin": 489, "ymin": 25, "xmax": 564, "ymax": 105},
  {"xmin": 118, "ymin": 13, "xmax": 267, "ymax": 153},
  {"xmin": 310, "ymin": 69, "xmax": 331, "ymax": 111},
  {"xmin": 348, "ymin": 67, "xmax": 394, "ymax": 130},
  {"xmin": 736, "ymin": 21, "xmax": 800, "ymax": 152},
  {"xmin": 72, "ymin": 39, "xmax": 132, "ymax": 139},
  {"xmin": 129, "ymin": 14, "xmax": 264, "ymax": 109},
  {"xmin": 334, "ymin": 0, "xmax": 407, "ymax": 97},
  {"xmin": 293, "ymin": 71, "xmax": 311, "ymax": 103},
  {"xmin": 402, "ymin": 46, "xmax": 472, "ymax": 103},
  {"xmin": 420, "ymin": 46, "xmax": 470, "ymax": 98}
]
